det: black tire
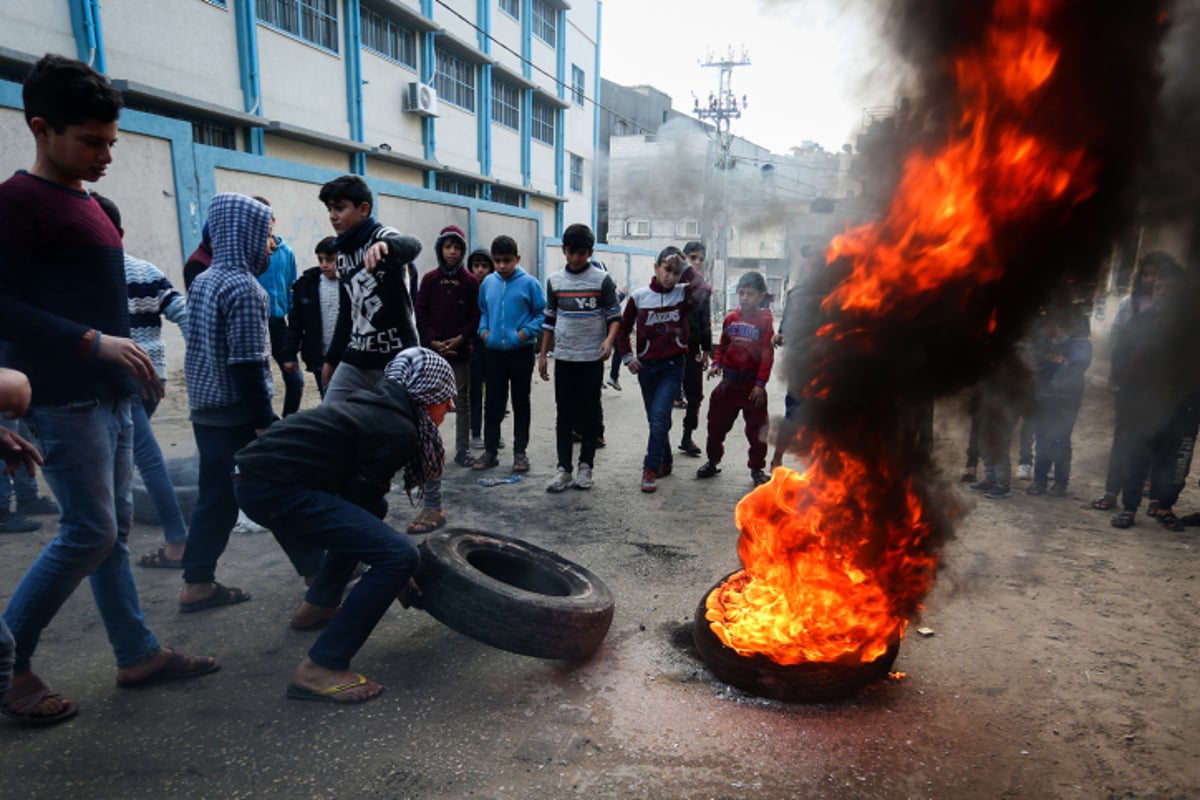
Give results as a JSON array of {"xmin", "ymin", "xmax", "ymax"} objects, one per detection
[
  {"xmin": 693, "ymin": 573, "xmax": 899, "ymax": 703},
  {"xmin": 132, "ymin": 484, "xmax": 199, "ymax": 526},
  {"xmin": 132, "ymin": 455, "xmax": 199, "ymax": 526},
  {"xmin": 417, "ymin": 528, "xmax": 614, "ymax": 661}
]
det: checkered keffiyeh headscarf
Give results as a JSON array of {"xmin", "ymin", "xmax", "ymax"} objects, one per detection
[{"xmin": 384, "ymin": 347, "xmax": 457, "ymax": 497}]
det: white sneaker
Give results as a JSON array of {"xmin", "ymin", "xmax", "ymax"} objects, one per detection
[
  {"xmin": 546, "ymin": 467, "xmax": 573, "ymax": 493},
  {"xmin": 573, "ymin": 464, "xmax": 593, "ymax": 490},
  {"xmin": 1016, "ymin": 463, "xmax": 1032, "ymax": 480}
]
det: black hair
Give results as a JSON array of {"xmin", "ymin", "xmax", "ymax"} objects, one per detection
[
  {"xmin": 491, "ymin": 235, "xmax": 519, "ymax": 257},
  {"xmin": 468, "ymin": 249, "xmax": 495, "ymax": 273},
  {"xmin": 656, "ymin": 245, "xmax": 684, "ymax": 265},
  {"xmin": 562, "ymin": 223, "xmax": 595, "ymax": 252},
  {"xmin": 1129, "ymin": 250, "xmax": 1179, "ymax": 298},
  {"xmin": 318, "ymin": 174, "xmax": 373, "ymax": 210},
  {"xmin": 252, "ymin": 195, "xmax": 270, "ymax": 207},
  {"xmin": 737, "ymin": 271, "xmax": 768, "ymax": 293},
  {"xmin": 89, "ymin": 191, "xmax": 121, "ymax": 232},
  {"xmin": 23, "ymin": 54, "xmax": 122, "ymax": 133},
  {"xmin": 683, "ymin": 241, "xmax": 705, "ymax": 257},
  {"xmin": 314, "ymin": 236, "xmax": 338, "ymax": 256}
]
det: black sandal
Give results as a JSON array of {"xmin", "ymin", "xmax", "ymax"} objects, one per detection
[
  {"xmin": 1155, "ymin": 510, "xmax": 1184, "ymax": 532},
  {"xmin": 1091, "ymin": 494, "xmax": 1117, "ymax": 511},
  {"xmin": 1110, "ymin": 510, "xmax": 1135, "ymax": 529}
]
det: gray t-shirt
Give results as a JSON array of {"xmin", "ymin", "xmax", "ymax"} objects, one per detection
[{"xmin": 543, "ymin": 266, "xmax": 621, "ymax": 362}]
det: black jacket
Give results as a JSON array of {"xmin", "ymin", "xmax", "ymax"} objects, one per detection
[
  {"xmin": 284, "ymin": 267, "xmax": 342, "ymax": 373},
  {"xmin": 234, "ymin": 380, "xmax": 419, "ymax": 516}
]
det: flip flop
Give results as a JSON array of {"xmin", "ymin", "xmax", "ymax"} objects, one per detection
[
  {"xmin": 286, "ymin": 674, "xmax": 384, "ymax": 705},
  {"xmin": 1, "ymin": 681, "xmax": 78, "ymax": 727},
  {"xmin": 406, "ymin": 509, "xmax": 446, "ymax": 534},
  {"xmin": 179, "ymin": 583, "xmax": 251, "ymax": 614},
  {"xmin": 116, "ymin": 648, "xmax": 221, "ymax": 688},
  {"xmin": 138, "ymin": 547, "xmax": 184, "ymax": 569}
]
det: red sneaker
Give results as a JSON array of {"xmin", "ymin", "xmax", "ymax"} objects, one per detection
[{"xmin": 640, "ymin": 469, "xmax": 657, "ymax": 493}]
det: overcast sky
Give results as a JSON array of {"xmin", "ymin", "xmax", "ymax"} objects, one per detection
[{"xmin": 598, "ymin": 0, "xmax": 901, "ymax": 155}]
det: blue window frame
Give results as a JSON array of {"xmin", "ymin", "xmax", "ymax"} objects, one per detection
[
  {"xmin": 491, "ymin": 78, "xmax": 520, "ymax": 130},
  {"xmin": 435, "ymin": 48, "xmax": 476, "ymax": 112},
  {"xmin": 569, "ymin": 154, "xmax": 583, "ymax": 192},
  {"xmin": 532, "ymin": 0, "xmax": 556, "ymax": 45},
  {"xmin": 531, "ymin": 97, "xmax": 556, "ymax": 145},
  {"xmin": 490, "ymin": 187, "xmax": 523, "ymax": 206},
  {"xmin": 499, "ymin": 0, "xmax": 519, "ymax": 20},
  {"xmin": 361, "ymin": 6, "xmax": 417, "ymax": 69},
  {"xmin": 256, "ymin": 0, "xmax": 339, "ymax": 52},
  {"xmin": 571, "ymin": 64, "xmax": 585, "ymax": 107},
  {"xmin": 436, "ymin": 175, "xmax": 480, "ymax": 198}
]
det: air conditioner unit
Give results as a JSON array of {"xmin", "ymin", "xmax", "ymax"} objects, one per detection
[{"xmin": 404, "ymin": 82, "xmax": 439, "ymax": 117}]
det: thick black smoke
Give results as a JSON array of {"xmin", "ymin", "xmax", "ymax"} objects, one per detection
[{"xmin": 783, "ymin": 1, "xmax": 1175, "ymax": 450}]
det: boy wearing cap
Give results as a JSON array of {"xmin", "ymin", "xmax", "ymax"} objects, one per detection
[
  {"xmin": 409, "ymin": 225, "xmax": 479, "ymax": 533},
  {"xmin": 696, "ymin": 271, "xmax": 776, "ymax": 486}
]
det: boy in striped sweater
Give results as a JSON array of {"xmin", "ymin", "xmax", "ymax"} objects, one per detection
[{"xmin": 538, "ymin": 224, "xmax": 621, "ymax": 492}]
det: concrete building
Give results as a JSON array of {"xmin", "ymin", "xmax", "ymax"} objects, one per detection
[
  {"xmin": 0, "ymin": 0, "xmax": 641, "ymax": 373},
  {"xmin": 601, "ymin": 83, "xmax": 865, "ymax": 315}
]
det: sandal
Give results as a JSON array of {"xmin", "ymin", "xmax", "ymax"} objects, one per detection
[
  {"xmin": 138, "ymin": 546, "xmax": 184, "ymax": 569},
  {"xmin": 1180, "ymin": 512, "xmax": 1200, "ymax": 527},
  {"xmin": 406, "ymin": 508, "xmax": 446, "ymax": 534},
  {"xmin": 179, "ymin": 583, "xmax": 251, "ymax": 614},
  {"xmin": 1091, "ymin": 493, "xmax": 1117, "ymax": 511},
  {"xmin": 1155, "ymin": 510, "xmax": 1184, "ymax": 532},
  {"xmin": 1, "ymin": 676, "xmax": 78, "ymax": 726},
  {"xmin": 116, "ymin": 648, "xmax": 220, "ymax": 688},
  {"xmin": 1110, "ymin": 510, "xmax": 1135, "ymax": 529},
  {"xmin": 512, "ymin": 453, "xmax": 530, "ymax": 473},
  {"xmin": 473, "ymin": 452, "xmax": 499, "ymax": 471}
]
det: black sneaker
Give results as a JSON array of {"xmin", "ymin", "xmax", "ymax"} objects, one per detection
[
  {"xmin": 959, "ymin": 468, "xmax": 977, "ymax": 483},
  {"xmin": 678, "ymin": 438, "xmax": 702, "ymax": 457},
  {"xmin": 750, "ymin": 469, "xmax": 770, "ymax": 486},
  {"xmin": 969, "ymin": 479, "xmax": 995, "ymax": 493},
  {"xmin": 16, "ymin": 495, "xmax": 59, "ymax": 516},
  {"xmin": 0, "ymin": 511, "xmax": 41, "ymax": 534},
  {"xmin": 1026, "ymin": 483, "xmax": 1046, "ymax": 496},
  {"xmin": 657, "ymin": 462, "xmax": 673, "ymax": 478},
  {"xmin": 1047, "ymin": 483, "xmax": 1068, "ymax": 497},
  {"xmin": 696, "ymin": 461, "xmax": 721, "ymax": 479},
  {"xmin": 453, "ymin": 450, "xmax": 475, "ymax": 468},
  {"xmin": 985, "ymin": 485, "xmax": 1012, "ymax": 499}
]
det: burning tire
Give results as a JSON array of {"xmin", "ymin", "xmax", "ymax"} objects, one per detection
[
  {"xmin": 416, "ymin": 528, "xmax": 614, "ymax": 661},
  {"xmin": 693, "ymin": 573, "xmax": 899, "ymax": 703}
]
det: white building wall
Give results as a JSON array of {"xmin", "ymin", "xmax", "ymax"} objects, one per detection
[
  {"xmin": 435, "ymin": 0, "xmax": 481, "ymax": 44},
  {"xmin": 257, "ymin": 25, "xmax": 348, "ymax": 139},
  {"xmin": 2, "ymin": 0, "xmax": 76, "ymax": 64},
  {"xmin": 435, "ymin": 104, "xmax": 480, "ymax": 172},
  {"xmin": 361, "ymin": 50, "xmax": 424, "ymax": 154},
  {"xmin": 491, "ymin": 126, "xmax": 523, "ymax": 185},
  {"xmin": 103, "ymin": 0, "xmax": 243, "ymax": 111}
]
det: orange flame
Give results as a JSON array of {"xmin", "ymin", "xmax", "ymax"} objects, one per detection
[
  {"xmin": 706, "ymin": 444, "xmax": 937, "ymax": 666},
  {"xmin": 706, "ymin": 0, "xmax": 1097, "ymax": 667}
]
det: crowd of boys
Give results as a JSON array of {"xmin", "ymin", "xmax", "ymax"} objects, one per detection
[{"xmin": 3, "ymin": 53, "xmax": 1197, "ymax": 723}]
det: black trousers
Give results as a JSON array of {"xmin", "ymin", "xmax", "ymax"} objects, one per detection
[
  {"xmin": 484, "ymin": 346, "xmax": 535, "ymax": 455},
  {"xmin": 554, "ymin": 359, "xmax": 603, "ymax": 470}
]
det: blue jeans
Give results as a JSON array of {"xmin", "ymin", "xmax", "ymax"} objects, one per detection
[
  {"xmin": 0, "ymin": 416, "xmax": 40, "ymax": 508},
  {"xmin": 0, "ymin": 618, "xmax": 13, "ymax": 696},
  {"xmin": 637, "ymin": 358, "xmax": 685, "ymax": 473},
  {"xmin": 235, "ymin": 476, "xmax": 419, "ymax": 671},
  {"xmin": 183, "ymin": 423, "xmax": 256, "ymax": 585},
  {"xmin": 4, "ymin": 399, "xmax": 159, "ymax": 671},
  {"xmin": 132, "ymin": 397, "xmax": 188, "ymax": 544}
]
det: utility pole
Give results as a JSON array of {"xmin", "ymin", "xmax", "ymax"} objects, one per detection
[{"xmin": 693, "ymin": 47, "xmax": 750, "ymax": 319}]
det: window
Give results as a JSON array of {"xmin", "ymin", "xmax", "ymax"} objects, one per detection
[
  {"xmin": 532, "ymin": 0, "xmax": 556, "ymax": 45},
  {"xmin": 569, "ymin": 154, "xmax": 584, "ymax": 192},
  {"xmin": 435, "ymin": 49, "xmax": 476, "ymax": 112},
  {"xmin": 435, "ymin": 175, "xmax": 480, "ymax": 198},
  {"xmin": 613, "ymin": 119, "xmax": 627, "ymax": 135},
  {"xmin": 491, "ymin": 78, "xmax": 520, "ymax": 130},
  {"xmin": 490, "ymin": 187, "xmax": 523, "ymax": 207},
  {"xmin": 499, "ymin": 0, "xmax": 519, "ymax": 19},
  {"xmin": 361, "ymin": 6, "xmax": 417, "ymax": 68},
  {"xmin": 531, "ymin": 98, "xmax": 556, "ymax": 145},
  {"xmin": 625, "ymin": 219, "xmax": 651, "ymax": 238},
  {"xmin": 256, "ymin": 0, "xmax": 339, "ymax": 51},
  {"xmin": 193, "ymin": 120, "xmax": 237, "ymax": 150},
  {"xmin": 676, "ymin": 219, "xmax": 701, "ymax": 238},
  {"xmin": 570, "ymin": 65, "xmax": 585, "ymax": 107}
]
